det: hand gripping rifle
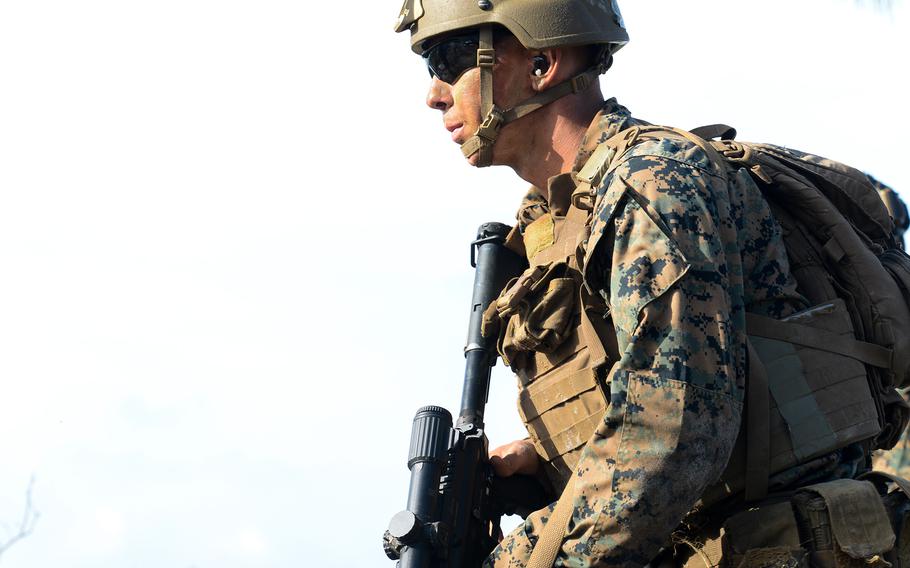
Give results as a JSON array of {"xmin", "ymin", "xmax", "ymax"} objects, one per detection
[{"xmin": 383, "ymin": 222, "xmax": 548, "ymax": 568}]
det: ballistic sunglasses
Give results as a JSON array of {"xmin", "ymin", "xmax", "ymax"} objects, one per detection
[{"xmin": 421, "ymin": 34, "xmax": 481, "ymax": 85}]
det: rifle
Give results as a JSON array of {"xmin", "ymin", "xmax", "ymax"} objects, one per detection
[{"xmin": 383, "ymin": 222, "xmax": 550, "ymax": 568}]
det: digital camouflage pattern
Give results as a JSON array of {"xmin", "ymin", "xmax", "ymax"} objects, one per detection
[{"xmin": 485, "ymin": 99, "xmax": 806, "ymax": 567}]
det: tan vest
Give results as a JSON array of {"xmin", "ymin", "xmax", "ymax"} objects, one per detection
[{"xmin": 483, "ymin": 175, "xmax": 617, "ymax": 490}]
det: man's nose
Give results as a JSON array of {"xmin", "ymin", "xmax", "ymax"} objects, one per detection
[{"xmin": 426, "ymin": 77, "xmax": 452, "ymax": 111}]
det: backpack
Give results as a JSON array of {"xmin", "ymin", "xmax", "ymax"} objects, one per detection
[{"xmin": 589, "ymin": 124, "xmax": 910, "ymax": 497}]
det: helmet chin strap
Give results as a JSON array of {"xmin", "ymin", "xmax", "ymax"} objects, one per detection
[
  {"xmin": 460, "ymin": 26, "xmax": 498, "ymax": 167},
  {"xmin": 460, "ymin": 29, "xmax": 612, "ymax": 168}
]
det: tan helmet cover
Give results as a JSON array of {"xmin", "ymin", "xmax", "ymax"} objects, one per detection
[{"xmin": 394, "ymin": 0, "xmax": 629, "ymax": 54}]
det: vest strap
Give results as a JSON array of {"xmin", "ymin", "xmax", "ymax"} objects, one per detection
[
  {"xmin": 527, "ymin": 475, "xmax": 576, "ymax": 568},
  {"xmin": 746, "ymin": 311, "xmax": 893, "ymax": 369},
  {"xmin": 579, "ymin": 288, "xmax": 610, "ymax": 369},
  {"xmin": 860, "ymin": 470, "xmax": 910, "ymax": 498},
  {"xmin": 564, "ymin": 200, "xmax": 614, "ymax": 371},
  {"xmin": 745, "ymin": 340, "xmax": 771, "ymax": 502}
]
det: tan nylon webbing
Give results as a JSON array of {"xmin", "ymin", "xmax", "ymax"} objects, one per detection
[
  {"xmin": 460, "ymin": 26, "xmax": 498, "ymax": 164},
  {"xmin": 459, "ymin": 133, "xmax": 484, "ymax": 159},
  {"xmin": 502, "ymin": 68, "xmax": 601, "ymax": 124},
  {"xmin": 563, "ymin": 201, "xmax": 611, "ymax": 369},
  {"xmin": 479, "ymin": 26, "xmax": 493, "ymax": 119},
  {"xmin": 527, "ymin": 475, "xmax": 575, "ymax": 568},
  {"xmin": 580, "ymin": 289, "xmax": 609, "ymax": 369},
  {"xmin": 476, "ymin": 26, "xmax": 495, "ymax": 165}
]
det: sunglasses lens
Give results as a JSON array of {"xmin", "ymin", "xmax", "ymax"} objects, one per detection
[{"xmin": 423, "ymin": 37, "xmax": 478, "ymax": 84}]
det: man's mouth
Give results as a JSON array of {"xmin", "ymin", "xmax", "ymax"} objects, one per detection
[{"xmin": 446, "ymin": 123, "xmax": 464, "ymax": 144}]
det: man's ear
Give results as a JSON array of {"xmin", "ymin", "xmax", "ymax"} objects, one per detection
[{"xmin": 530, "ymin": 48, "xmax": 563, "ymax": 92}]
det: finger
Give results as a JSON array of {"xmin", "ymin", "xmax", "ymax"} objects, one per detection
[
  {"xmin": 509, "ymin": 443, "xmax": 539, "ymax": 475},
  {"xmin": 489, "ymin": 453, "xmax": 516, "ymax": 477}
]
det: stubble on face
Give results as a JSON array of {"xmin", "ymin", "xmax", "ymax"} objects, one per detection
[{"xmin": 429, "ymin": 36, "xmax": 535, "ymax": 169}]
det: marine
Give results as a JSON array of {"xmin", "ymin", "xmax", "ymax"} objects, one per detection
[
  {"xmin": 394, "ymin": 1, "xmax": 909, "ymax": 566},
  {"xmin": 482, "ymin": 99, "xmax": 808, "ymax": 567}
]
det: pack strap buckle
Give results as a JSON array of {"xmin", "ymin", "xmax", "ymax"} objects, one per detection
[
  {"xmin": 711, "ymin": 140, "xmax": 773, "ymax": 183},
  {"xmin": 571, "ymin": 182, "xmax": 595, "ymax": 212},
  {"xmin": 718, "ymin": 141, "xmax": 749, "ymax": 160}
]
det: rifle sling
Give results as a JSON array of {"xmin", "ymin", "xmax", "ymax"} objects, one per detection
[{"xmin": 526, "ymin": 475, "xmax": 576, "ymax": 568}]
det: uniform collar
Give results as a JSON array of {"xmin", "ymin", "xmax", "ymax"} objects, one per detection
[
  {"xmin": 516, "ymin": 98, "xmax": 643, "ymax": 231},
  {"xmin": 544, "ymin": 172, "xmax": 577, "ymax": 218},
  {"xmin": 572, "ymin": 97, "xmax": 640, "ymax": 171}
]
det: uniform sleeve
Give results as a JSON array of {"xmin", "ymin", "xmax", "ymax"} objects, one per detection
[
  {"xmin": 485, "ymin": 148, "xmax": 747, "ymax": 567},
  {"xmin": 563, "ymin": 151, "xmax": 745, "ymax": 566}
]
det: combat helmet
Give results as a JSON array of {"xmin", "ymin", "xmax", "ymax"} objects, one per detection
[{"xmin": 394, "ymin": 0, "xmax": 629, "ymax": 167}]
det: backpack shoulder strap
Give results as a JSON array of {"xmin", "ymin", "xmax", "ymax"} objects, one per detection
[{"xmin": 595, "ymin": 124, "xmax": 731, "ymax": 179}]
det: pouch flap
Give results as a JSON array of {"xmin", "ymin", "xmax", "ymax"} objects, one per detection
[
  {"xmin": 722, "ymin": 500, "xmax": 802, "ymax": 554},
  {"xmin": 801, "ymin": 479, "xmax": 895, "ymax": 559},
  {"xmin": 490, "ymin": 261, "xmax": 578, "ymax": 365}
]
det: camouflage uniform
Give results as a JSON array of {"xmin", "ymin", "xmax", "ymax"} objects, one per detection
[
  {"xmin": 485, "ymin": 99, "xmax": 806, "ymax": 567},
  {"xmin": 873, "ymin": 425, "xmax": 910, "ymax": 477}
]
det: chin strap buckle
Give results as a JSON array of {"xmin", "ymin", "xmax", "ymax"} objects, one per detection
[
  {"xmin": 570, "ymin": 73, "xmax": 592, "ymax": 93},
  {"xmin": 477, "ymin": 48, "xmax": 495, "ymax": 68},
  {"xmin": 475, "ymin": 107, "xmax": 504, "ymax": 142},
  {"xmin": 461, "ymin": 108, "xmax": 503, "ymax": 166}
]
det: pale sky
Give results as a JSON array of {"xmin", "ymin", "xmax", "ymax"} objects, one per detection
[{"xmin": 0, "ymin": 1, "xmax": 907, "ymax": 567}]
